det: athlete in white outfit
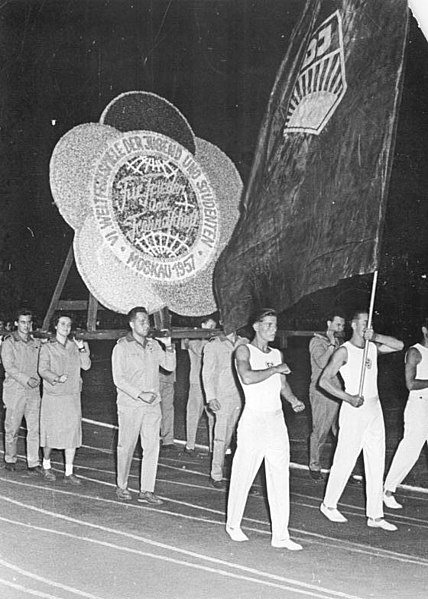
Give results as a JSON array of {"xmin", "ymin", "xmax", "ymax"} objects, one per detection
[
  {"xmin": 319, "ymin": 310, "xmax": 403, "ymax": 531},
  {"xmin": 383, "ymin": 318, "xmax": 428, "ymax": 509},
  {"xmin": 225, "ymin": 308, "xmax": 305, "ymax": 550}
]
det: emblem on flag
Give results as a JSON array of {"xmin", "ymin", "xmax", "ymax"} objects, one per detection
[{"xmin": 284, "ymin": 11, "xmax": 346, "ymax": 135}]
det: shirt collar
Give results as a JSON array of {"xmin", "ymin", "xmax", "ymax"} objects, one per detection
[
  {"xmin": 12, "ymin": 331, "xmax": 33, "ymax": 343},
  {"xmin": 125, "ymin": 331, "xmax": 151, "ymax": 349}
]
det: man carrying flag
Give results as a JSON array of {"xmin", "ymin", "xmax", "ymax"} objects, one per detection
[{"xmin": 319, "ymin": 310, "xmax": 403, "ymax": 530}]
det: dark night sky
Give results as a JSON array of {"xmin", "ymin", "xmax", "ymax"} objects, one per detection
[{"xmin": 0, "ymin": 0, "xmax": 427, "ymax": 331}]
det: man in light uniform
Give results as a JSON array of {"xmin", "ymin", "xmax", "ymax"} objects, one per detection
[
  {"xmin": 183, "ymin": 316, "xmax": 216, "ymax": 455},
  {"xmin": 319, "ymin": 310, "xmax": 403, "ymax": 530},
  {"xmin": 1, "ymin": 309, "xmax": 42, "ymax": 474},
  {"xmin": 226, "ymin": 308, "xmax": 304, "ymax": 550},
  {"xmin": 159, "ymin": 367, "xmax": 177, "ymax": 452},
  {"xmin": 202, "ymin": 326, "xmax": 246, "ymax": 488},
  {"xmin": 308, "ymin": 312, "xmax": 345, "ymax": 480},
  {"xmin": 112, "ymin": 306, "xmax": 176, "ymax": 503},
  {"xmin": 383, "ymin": 317, "xmax": 428, "ymax": 508}
]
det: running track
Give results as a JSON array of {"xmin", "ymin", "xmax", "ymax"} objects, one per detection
[{"xmin": 0, "ymin": 419, "xmax": 427, "ymax": 599}]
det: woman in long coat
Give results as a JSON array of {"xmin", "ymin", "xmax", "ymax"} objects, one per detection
[{"xmin": 39, "ymin": 314, "xmax": 91, "ymax": 484}]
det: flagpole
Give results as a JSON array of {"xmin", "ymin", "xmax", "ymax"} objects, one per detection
[{"xmin": 358, "ymin": 270, "xmax": 379, "ymax": 398}]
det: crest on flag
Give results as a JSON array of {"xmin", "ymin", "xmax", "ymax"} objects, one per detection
[
  {"xmin": 284, "ymin": 10, "xmax": 346, "ymax": 135},
  {"xmin": 214, "ymin": 0, "xmax": 408, "ymax": 333}
]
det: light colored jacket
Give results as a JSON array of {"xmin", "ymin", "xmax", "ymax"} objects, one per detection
[
  {"xmin": 202, "ymin": 334, "xmax": 245, "ymax": 403},
  {"xmin": 112, "ymin": 333, "xmax": 176, "ymax": 408},
  {"xmin": 309, "ymin": 333, "xmax": 341, "ymax": 392},
  {"xmin": 39, "ymin": 338, "xmax": 91, "ymax": 396},
  {"xmin": 1, "ymin": 332, "xmax": 41, "ymax": 401}
]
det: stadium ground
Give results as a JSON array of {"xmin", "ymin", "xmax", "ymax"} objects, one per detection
[{"xmin": 0, "ymin": 339, "xmax": 427, "ymax": 598}]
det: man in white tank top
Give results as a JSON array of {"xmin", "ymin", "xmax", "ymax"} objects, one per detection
[
  {"xmin": 225, "ymin": 308, "xmax": 305, "ymax": 550},
  {"xmin": 318, "ymin": 310, "xmax": 403, "ymax": 530},
  {"xmin": 383, "ymin": 318, "xmax": 428, "ymax": 508}
]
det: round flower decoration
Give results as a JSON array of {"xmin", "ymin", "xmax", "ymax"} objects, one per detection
[{"xmin": 50, "ymin": 91, "xmax": 243, "ymax": 315}]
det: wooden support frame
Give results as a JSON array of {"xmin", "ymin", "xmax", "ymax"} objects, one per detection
[
  {"xmin": 40, "ymin": 246, "xmax": 220, "ymax": 341},
  {"xmin": 41, "ymin": 246, "xmax": 318, "ymax": 344}
]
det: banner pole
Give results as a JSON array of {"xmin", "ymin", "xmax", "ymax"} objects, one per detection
[{"xmin": 358, "ymin": 270, "xmax": 379, "ymax": 397}]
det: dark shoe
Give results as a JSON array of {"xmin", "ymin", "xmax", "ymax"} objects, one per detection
[
  {"xmin": 348, "ymin": 475, "xmax": 362, "ymax": 486},
  {"xmin": 116, "ymin": 487, "xmax": 132, "ymax": 501},
  {"xmin": 138, "ymin": 491, "xmax": 163, "ymax": 505},
  {"xmin": 183, "ymin": 446, "xmax": 204, "ymax": 458},
  {"xmin": 5, "ymin": 462, "xmax": 16, "ymax": 472},
  {"xmin": 42, "ymin": 468, "xmax": 57, "ymax": 482},
  {"xmin": 63, "ymin": 474, "xmax": 81, "ymax": 485},
  {"xmin": 27, "ymin": 466, "xmax": 44, "ymax": 476},
  {"xmin": 183, "ymin": 446, "xmax": 196, "ymax": 456},
  {"xmin": 309, "ymin": 469, "xmax": 324, "ymax": 481},
  {"xmin": 210, "ymin": 478, "xmax": 225, "ymax": 489},
  {"xmin": 160, "ymin": 444, "xmax": 177, "ymax": 452}
]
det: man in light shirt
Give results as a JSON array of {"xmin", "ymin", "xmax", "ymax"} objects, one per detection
[
  {"xmin": 112, "ymin": 306, "xmax": 176, "ymax": 503},
  {"xmin": 319, "ymin": 310, "xmax": 403, "ymax": 531}
]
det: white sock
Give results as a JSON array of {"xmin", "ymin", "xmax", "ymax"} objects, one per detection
[
  {"xmin": 65, "ymin": 464, "xmax": 73, "ymax": 476},
  {"xmin": 43, "ymin": 459, "xmax": 51, "ymax": 470}
]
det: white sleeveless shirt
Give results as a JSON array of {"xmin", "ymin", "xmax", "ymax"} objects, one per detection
[
  {"xmin": 339, "ymin": 341, "xmax": 378, "ymax": 398},
  {"xmin": 409, "ymin": 343, "xmax": 428, "ymax": 400},
  {"xmin": 237, "ymin": 344, "xmax": 282, "ymax": 412}
]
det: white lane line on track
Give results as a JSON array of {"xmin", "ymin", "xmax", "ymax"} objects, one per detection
[
  {"xmin": 0, "ymin": 507, "xmax": 364, "ymax": 599},
  {"xmin": 13, "ymin": 421, "xmax": 428, "ymax": 498},
  {"xmin": 1, "ymin": 476, "xmax": 428, "ymax": 568},
  {"xmin": 3, "ymin": 444, "xmax": 428, "ymax": 532},
  {"xmin": 101, "ymin": 470, "xmax": 428, "ymax": 529},
  {"xmin": 4, "ymin": 453, "xmax": 426, "ymax": 534},
  {"xmin": 0, "ymin": 579, "xmax": 64, "ymax": 599},
  {"xmin": 74, "ymin": 453, "xmax": 428, "ymax": 529},
  {"xmin": 80, "ymin": 441, "xmax": 428, "ymax": 502},
  {"xmin": 0, "ymin": 558, "xmax": 105, "ymax": 599}
]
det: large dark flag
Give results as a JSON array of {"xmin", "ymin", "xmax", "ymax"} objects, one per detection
[{"xmin": 214, "ymin": 0, "xmax": 408, "ymax": 331}]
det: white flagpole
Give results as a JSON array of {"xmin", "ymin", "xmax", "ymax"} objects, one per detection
[{"xmin": 358, "ymin": 270, "xmax": 379, "ymax": 398}]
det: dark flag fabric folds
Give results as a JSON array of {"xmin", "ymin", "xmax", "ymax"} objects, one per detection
[{"xmin": 214, "ymin": 0, "xmax": 408, "ymax": 332}]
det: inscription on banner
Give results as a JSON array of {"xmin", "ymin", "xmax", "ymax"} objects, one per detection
[{"xmin": 91, "ymin": 131, "xmax": 219, "ymax": 282}]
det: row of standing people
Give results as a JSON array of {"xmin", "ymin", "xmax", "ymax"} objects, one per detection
[
  {"xmin": 3, "ymin": 306, "xmax": 428, "ymax": 546},
  {"xmin": 1, "ymin": 309, "xmax": 90, "ymax": 483}
]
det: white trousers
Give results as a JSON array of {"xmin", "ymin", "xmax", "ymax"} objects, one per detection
[
  {"xmin": 384, "ymin": 395, "xmax": 428, "ymax": 492},
  {"xmin": 323, "ymin": 396, "xmax": 385, "ymax": 519},
  {"xmin": 226, "ymin": 408, "xmax": 291, "ymax": 542}
]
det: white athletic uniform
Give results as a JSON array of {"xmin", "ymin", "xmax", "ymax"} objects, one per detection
[
  {"xmin": 384, "ymin": 343, "xmax": 428, "ymax": 492},
  {"xmin": 226, "ymin": 345, "xmax": 292, "ymax": 543},
  {"xmin": 323, "ymin": 341, "xmax": 385, "ymax": 519}
]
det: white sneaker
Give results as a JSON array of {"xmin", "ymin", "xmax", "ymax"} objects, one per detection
[
  {"xmin": 383, "ymin": 492, "xmax": 402, "ymax": 510},
  {"xmin": 225, "ymin": 525, "xmax": 249, "ymax": 542},
  {"xmin": 271, "ymin": 538, "xmax": 303, "ymax": 551},
  {"xmin": 367, "ymin": 518, "xmax": 397, "ymax": 531},
  {"xmin": 320, "ymin": 503, "xmax": 348, "ymax": 523}
]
